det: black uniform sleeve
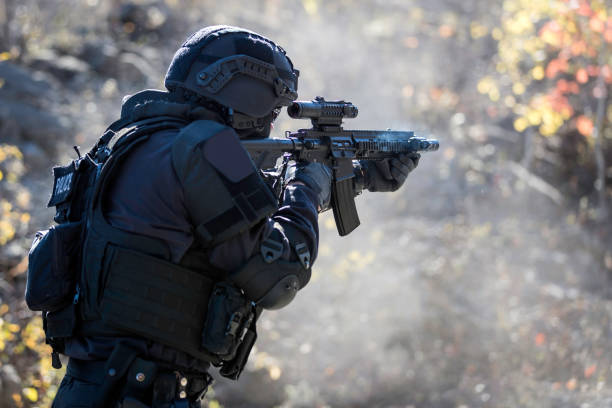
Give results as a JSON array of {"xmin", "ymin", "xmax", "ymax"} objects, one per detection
[
  {"xmin": 208, "ymin": 181, "xmax": 320, "ymax": 272},
  {"xmin": 207, "ymin": 180, "xmax": 320, "ymax": 309}
]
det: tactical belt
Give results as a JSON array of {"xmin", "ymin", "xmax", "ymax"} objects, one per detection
[{"xmin": 67, "ymin": 350, "xmax": 212, "ymax": 407}]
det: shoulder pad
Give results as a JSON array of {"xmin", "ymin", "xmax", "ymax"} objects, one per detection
[
  {"xmin": 172, "ymin": 120, "xmax": 278, "ymax": 246},
  {"xmin": 172, "ymin": 120, "xmax": 255, "ymax": 181}
]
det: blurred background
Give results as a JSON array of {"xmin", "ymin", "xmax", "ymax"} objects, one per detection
[{"xmin": 0, "ymin": 0, "xmax": 611, "ymax": 407}]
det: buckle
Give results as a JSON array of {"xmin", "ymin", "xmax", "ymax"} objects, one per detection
[
  {"xmin": 260, "ymin": 236, "xmax": 284, "ymax": 263},
  {"xmin": 294, "ymin": 242, "xmax": 311, "ymax": 269}
]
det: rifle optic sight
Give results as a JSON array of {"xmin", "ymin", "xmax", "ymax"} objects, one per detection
[{"xmin": 287, "ymin": 97, "xmax": 358, "ymax": 126}]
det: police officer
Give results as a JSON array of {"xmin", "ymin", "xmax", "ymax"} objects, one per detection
[{"xmin": 51, "ymin": 26, "xmax": 419, "ymax": 408}]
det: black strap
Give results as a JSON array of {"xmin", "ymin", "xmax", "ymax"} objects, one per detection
[
  {"xmin": 278, "ymin": 223, "xmax": 312, "ymax": 286},
  {"xmin": 92, "ymin": 116, "xmax": 188, "ymax": 161}
]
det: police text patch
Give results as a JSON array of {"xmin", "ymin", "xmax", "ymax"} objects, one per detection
[{"xmin": 47, "ymin": 163, "xmax": 77, "ymax": 207}]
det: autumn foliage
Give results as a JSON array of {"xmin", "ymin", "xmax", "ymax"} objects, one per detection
[{"xmin": 485, "ymin": 0, "xmax": 611, "ymax": 139}]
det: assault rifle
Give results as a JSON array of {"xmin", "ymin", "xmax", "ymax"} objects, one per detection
[{"xmin": 242, "ymin": 97, "xmax": 439, "ymax": 236}]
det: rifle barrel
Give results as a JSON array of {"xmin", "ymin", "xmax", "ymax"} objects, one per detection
[{"xmin": 242, "ymin": 138, "xmax": 300, "ymax": 152}]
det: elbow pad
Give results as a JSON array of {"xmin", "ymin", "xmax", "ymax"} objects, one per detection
[
  {"xmin": 230, "ymin": 255, "xmax": 310, "ymax": 310},
  {"xmin": 230, "ymin": 236, "xmax": 311, "ymax": 310}
]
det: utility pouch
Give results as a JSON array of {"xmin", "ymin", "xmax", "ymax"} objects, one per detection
[
  {"xmin": 219, "ymin": 314, "xmax": 258, "ymax": 380},
  {"xmin": 25, "ymin": 221, "xmax": 83, "ymax": 312},
  {"xmin": 201, "ymin": 282, "xmax": 254, "ymax": 361}
]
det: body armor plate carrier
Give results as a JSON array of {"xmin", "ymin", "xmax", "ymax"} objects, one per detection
[{"xmin": 42, "ymin": 110, "xmax": 278, "ymax": 373}]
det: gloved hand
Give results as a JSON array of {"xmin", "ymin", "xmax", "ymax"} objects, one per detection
[
  {"xmin": 285, "ymin": 161, "xmax": 333, "ymax": 211},
  {"xmin": 362, "ymin": 153, "xmax": 420, "ymax": 192}
]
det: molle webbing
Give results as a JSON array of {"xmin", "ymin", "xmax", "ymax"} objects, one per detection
[{"xmin": 100, "ymin": 245, "xmax": 221, "ymax": 364}]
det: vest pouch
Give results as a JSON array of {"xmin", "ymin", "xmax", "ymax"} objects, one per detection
[
  {"xmin": 44, "ymin": 302, "xmax": 77, "ymax": 339},
  {"xmin": 25, "ymin": 221, "xmax": 83, "ymax": 312},
  {"xmin": 99, "ymin": 245, "xmax": 219, "ymax": 363},
  {"xmin": 201, "ymin": 282, "xmax": 254, "ymax": 361}
]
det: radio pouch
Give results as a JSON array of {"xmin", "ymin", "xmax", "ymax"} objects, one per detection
[
  {"xmin": 201, "ymin": 282, "xmax": 254, "ymax": 361},
  {"xmin": 25, "ymin": 221, "xmax": 83, "ymax": 312}
]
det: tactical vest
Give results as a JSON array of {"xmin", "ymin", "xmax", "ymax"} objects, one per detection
[{"xmin": 40, "ymin": 110, "xmax": 278, "ymax": 375}]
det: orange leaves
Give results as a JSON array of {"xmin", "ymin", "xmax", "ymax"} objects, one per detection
[
  {"xmin": 575, "ymin": 68, "xmax": 589, "ymax": 83},
  {"xmin": 546, "ymin": 92, "xmax": 574, "ymax": 120},
  {"xmin": 602, "ymin": 65, "xmax": 612, "ymax": 84},
  {"xmin": 576, "ymin": 1, "xmax": 593, "ymax": 17},
  {"xmin": 576, "ymin": 115, "xmax": 594, "ymax": 137},
  {"xmin": 438, "ymin": 25, "xmax": 455, "ymax": 38},
  {"xmin": 566, "ymin": 377, "xmax": 578, "ymax": 391},
  {"xmin": 605, "ymin": 19, "xmax": 612, "ymax": 43},
  {"xmin": 570, "ymin": 40, "xmax": 587, "ymax": 56},
  {"xmin": 556, "ymin": 79, "xmax": 579, "ymax": 94},
  {"xmin": 534, "ymin": 332, "xmax": 546, "ymax": 346},
  {"xmin": 491, "ymin": 0, "xmax": 610, "ymax": 141},
  {"xmin": 546, "ymin": 58, "xmax": 568, "ymax": 79},
  {"xmin": 584, "ymin": 364, "xmax": 597, "ymax": 379},
  {"xmin": 429, "ymin": 87, "xmax": 444, "ymax": 101},
  {"xmin": 586, "ymin": 64, "xmax": 608, "ymax": 82},
  {"xmin": 591, "ymin": 14, "xmax": 612, "ymax": 42},
  {"xmin": 588, "ymin": 16, "xmax": 605, "ymax": 33}
]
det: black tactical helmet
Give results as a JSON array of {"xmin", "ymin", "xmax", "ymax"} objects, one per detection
[{"xmin": 165, "ymin": 26, "xmax": 299, "ymax": 123}]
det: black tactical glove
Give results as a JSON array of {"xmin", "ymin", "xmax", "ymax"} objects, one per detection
[
  {"xmin": 361, "ymin": 153, "xmax": 420, "ymax": 192},
  {"xmin": 285, "ymin": 162, "xmax": 333, "ymax": 211}
]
